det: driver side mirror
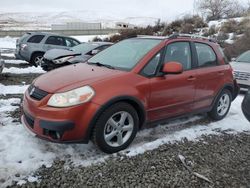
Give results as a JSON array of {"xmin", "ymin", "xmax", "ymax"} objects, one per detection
[
  {"xmin": 91, "ymin": 49, "xmax": 100, "ymax": 55},
  {"xmin": 231, "ymin": 57, "xmax": 236, "ymax": 62},
  {"xmin": 162, "ymin": 62, "xmax": 183, "ymax": 74}
]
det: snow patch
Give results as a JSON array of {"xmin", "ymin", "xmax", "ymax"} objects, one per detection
[
  {"xmin": 0, "ymin": 36, "xmax": 17, "ymax": 49},
  {"xmin": 3, "ymin": 66, "xmax": 45, "ymax": 74},
  {"xmin": 0, "ymin": 84, "xmax": 28, "ymax": 95},
  {"xmin": 126, "ymin": 96, "xmax": 250, "ymax": 156}
]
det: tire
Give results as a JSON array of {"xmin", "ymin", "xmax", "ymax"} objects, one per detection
[
  {"xmin": 30, "ymin": 52, "xmax": 44, "ymax": 67},
  {"xmin": 92, "ymin": 102, "xmax": 139, "ymax": 154},
  {"xmin": 208, "ymin": 89, "xmax": 232, "ymax": 120}
]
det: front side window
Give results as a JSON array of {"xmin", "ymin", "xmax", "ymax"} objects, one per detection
[
  {"xmin": 195, "ymin": 43, "xmax": 217, "ymax": 67},
  {"xmin": 87, "ymin": 38, "xmax": 162, "ymax": 70},
  {"xmin": 45, "ymin": 36, "xmax": 65, "ymax": 46},
  {"xmin": 27, "ymin": 35, "xmax": 45, "ymax": 43},
  {"xmin": 142, "ymin": 51, "xmax": 162, "ymax": 76},
  {"xmin": 164, "ymin": 42, "xmax": 192, "ymax": 70}
]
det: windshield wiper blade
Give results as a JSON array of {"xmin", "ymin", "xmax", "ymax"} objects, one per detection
[{"xmin": 88, "ymin": 62, "xmax": 115, "ymax": 69}]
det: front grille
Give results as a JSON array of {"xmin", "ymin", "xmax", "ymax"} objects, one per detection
[
  {"xmin": 28, "ymin": 85, "xmax": 48, "ymax": 101},
  {"xmin": 233, "ymin": 71, "xmax": 250, "ymax": 81},
  {"xmin": 24, "ymin": 112, "xmax": 34, "ymax": 129}
]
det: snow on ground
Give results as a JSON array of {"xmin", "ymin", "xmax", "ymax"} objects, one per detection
[
  {"xmin": 71, "ymin": 35, "xmax": 109, "ymax": 42},
  {"xmin": 0, "ymin": 37, "xmax": 17, "ymax": 49},
  {"xmin": 4, "ymin": 60, "xmax": 28, "ymax": 64},
  {"xmin": 3, "ymin": 66, "xmax": 45, "ymax": 74},
  {"xmin": 0, "ymin": 84, "xmax": 29, "ymax": 95},
  {"xmin": 0, "ymin": 92, "xmax": 249, "ymax": 187},
  {"xmin": 126, "ymin": 96, "xmax": 250, "ymax": 156}
]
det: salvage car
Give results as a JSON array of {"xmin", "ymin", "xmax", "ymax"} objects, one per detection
[
  {"xmin": 41, "ymin": 42, "xmax": 113, "ymax": 71},
  {"xmin": 15, "ymin": 32, "xmax": 81, "ymax": 66},
  {"xmin": 230, "ymin": 50, "xmax": 250, "ymax": 89},
  {"xmin": 21, "ymin": 35, "xmax": 239, "ymax": 153},
  {"xmin": 242, "ymin": 89, "xmax": 250, "ymax": 122}
]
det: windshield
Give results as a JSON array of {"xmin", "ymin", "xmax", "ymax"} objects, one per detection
[
  {"xmin": 87, "ymin": 38, "xmax": 162, "ymax": 70},
  {"xmin": 236, "ymin": 51, "xmax": 250, "ymax": 63},
  {"xmin": 71, "ymin": 43, "xmax": 100, "ymax": 54}
]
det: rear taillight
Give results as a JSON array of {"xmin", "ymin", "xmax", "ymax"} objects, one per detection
[{"xmin": 21, "ymin": 44, "xmax": 28, "ymax": 51}]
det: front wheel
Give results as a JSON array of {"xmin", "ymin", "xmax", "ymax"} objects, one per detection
[
  {"xmin": 208, "ymin": 89, "xmax": 232, "ymax": 120},
  {"xmin": 92, "ymin": 102, "xmax": 139, "ymax": 154}
]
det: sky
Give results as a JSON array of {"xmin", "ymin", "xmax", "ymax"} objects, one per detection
[{"xmin": 0, "ymin": 0, "xmax": 196, "ymax": 20}]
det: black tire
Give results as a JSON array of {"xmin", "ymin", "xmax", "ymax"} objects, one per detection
[
  {"xmin": 30, "ymin": 52, "xmax": 44, "ymax": 67},
  {"xmin": 92, "ymin": 102, "xmax": 139, "ymax": 154},
  {"xmin": 208, "ymin": 89, "xmax": 232, "ymax": 120}
]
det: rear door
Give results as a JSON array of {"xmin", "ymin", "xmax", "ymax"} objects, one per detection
[
  {"xmin": 146, "ymin": 41, "xmax": 197, "ymax": 121},
  {"xmin": 43, "ymin": 36, "xmax": 68, "ymax": 51},
  {"xmin": 192, "ymin": 42, "xmax": 226, "ymax": 110}
]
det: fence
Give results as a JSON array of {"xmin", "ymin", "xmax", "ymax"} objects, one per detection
[{"xmin": 0, "ymin": 29, "xmax": 120, "ymax": 37}]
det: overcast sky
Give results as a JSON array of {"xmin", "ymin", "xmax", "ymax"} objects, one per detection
[
  {"xmin": 0, "ymin": 0, "xmax": 248, "ymax": 20},
  {"xmin": 0, "ymin": 0, "xmax": 197, "ymax": 20}
]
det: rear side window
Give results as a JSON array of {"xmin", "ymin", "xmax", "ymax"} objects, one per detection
[
  {"xmin": 27, "ymin": 35, "xmax": 45, "ymax": 43},
  {"xmin": 45, "ymin": 36, "xmax": 66, "ymax": 46},
  {"xmin": 195, "ymin": 43, "xmax": 217, "ymax": 67},
  {"xmin": 164, "ymin": 42, "xmax": 192, "ymax": 70}
]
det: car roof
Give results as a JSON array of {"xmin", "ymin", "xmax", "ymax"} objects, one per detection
[{"xmin": 27, "ymin": 32, "xmax": 69, "ymax": 37}]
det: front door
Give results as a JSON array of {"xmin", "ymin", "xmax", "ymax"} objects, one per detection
[{"xmin": 148, "ymin": 42, "xmax": 197, "ymax": 122}]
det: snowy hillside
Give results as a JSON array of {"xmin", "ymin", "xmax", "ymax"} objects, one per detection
[{"xmin": 0, "ymin": 11, "xmax": 159, "ymax": 30}]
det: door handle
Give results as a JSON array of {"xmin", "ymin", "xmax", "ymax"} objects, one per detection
[{"xmin": 187, "ymin": 76, "xmax": 196, "ymax": 81}]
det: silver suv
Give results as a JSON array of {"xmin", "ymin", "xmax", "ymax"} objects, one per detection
[{"xmin": 15, "ymin": 32, "xmax": 81, "ymax": 66}]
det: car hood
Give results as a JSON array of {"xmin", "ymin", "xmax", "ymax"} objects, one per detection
[
  {"xmin": 34, "ymin": 63, "xmax": 125, "ymax": 93},
  {"xmin": 44, "ymin": 49, "xmax": 81, "ymax": 60},
  {"xmin": 230, "ymin": 61, "xmax": 250, "ymax": 72}
]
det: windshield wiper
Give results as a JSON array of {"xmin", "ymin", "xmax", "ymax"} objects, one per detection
[{"xmin": 88, "ymin": 62, "xmax": 115, "ymax": 69}]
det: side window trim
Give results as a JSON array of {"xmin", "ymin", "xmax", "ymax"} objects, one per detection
[
  {"xmin": 140, "ymin": 48, "xmax": 165, "ymax": 78},
  {"xmin": 193, "ymin": 42, "xmax": 219, "ymax": 69}
]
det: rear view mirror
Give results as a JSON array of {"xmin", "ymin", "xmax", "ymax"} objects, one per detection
[{"xmin": 162, "ymin": 62, "xmax": 183, "ymax": 74}]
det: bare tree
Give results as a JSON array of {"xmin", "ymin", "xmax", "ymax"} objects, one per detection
[{"xmin": 197, "ymin": 0, "xmax": 245, "ymax": 21}]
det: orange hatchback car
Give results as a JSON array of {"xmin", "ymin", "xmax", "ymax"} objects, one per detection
[{"xmin": 22, "ymin": 34, "xmax": 239, "ymax": 153}]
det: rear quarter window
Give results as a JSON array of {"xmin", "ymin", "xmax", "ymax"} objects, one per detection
[
  {"xmin": 27, "ymin": 35, "xmax": 45, "ymax": 43},
  {"xmin": 195, "ymin": 43, "xmax": 217, "ymax": 67}
]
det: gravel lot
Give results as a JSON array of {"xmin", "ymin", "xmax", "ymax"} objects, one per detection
[
  {"xmin": 9, "ymin": 133, "xmax": 250, "ymax": 188},
  {"xmin": 1, "ymin": 56, "xmax": 250, "ymax": 188}
]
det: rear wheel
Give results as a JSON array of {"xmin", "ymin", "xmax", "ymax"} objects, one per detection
[
  {"xmin": 208, "ymin": 89, "xmax": 232, "ymax": 120},
  {"xmin": 92, "ymin": 102, "xmax": 139, "ymax": 154},
  {"xmin": 30, "ymin": 52, "xmax": 44, "ymax": 66}
]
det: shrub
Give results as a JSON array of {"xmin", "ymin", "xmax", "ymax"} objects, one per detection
[{"xmin": 224, "ymin": 29, "xmax": 250, "ymax": 59}]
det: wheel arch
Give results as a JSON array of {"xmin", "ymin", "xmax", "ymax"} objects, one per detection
[
  {"xmin": 30, "ymin": 51, "xmax": 45, "ymax": 61},
  {"xmin": 86, "ymin": 96, "xmax": 146, "ymax": 142},
  {"xmin": 211, "ymin": 83, "xmax": 235, "ymax": 109}
]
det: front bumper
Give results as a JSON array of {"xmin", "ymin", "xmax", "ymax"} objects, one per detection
[
  {"xmin": 22, "ymin": 90, "xmax": 101, "ymax": 143},
  {"xmin": 42, "ymin": 58, "xmax": 70, "ymax": 71}
]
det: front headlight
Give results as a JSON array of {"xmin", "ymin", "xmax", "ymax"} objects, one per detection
[
  {"xmin": 47, "ymin": 86, "xmax": 95, "ymax": 107},
  {"xmin": 53, "ymin": 56, "xmax": 74, "ymax": 64}
]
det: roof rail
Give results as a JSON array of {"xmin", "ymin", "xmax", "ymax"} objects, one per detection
[{"xmin": 168, "ymin": 33, "xmax": 217, "ymax": 43}]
